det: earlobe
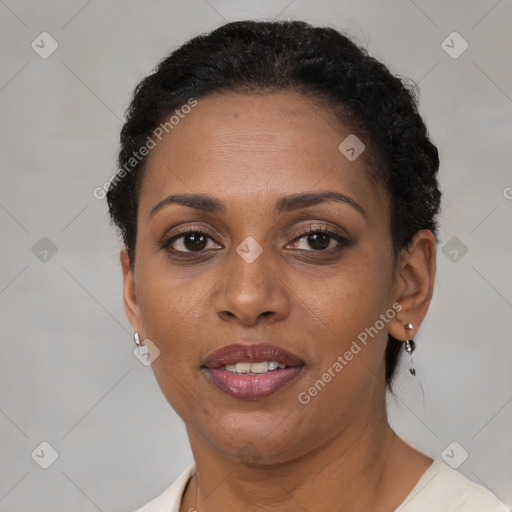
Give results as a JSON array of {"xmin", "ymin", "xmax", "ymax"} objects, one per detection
[
  {"xmin": 388, "ymin": 230, "xmax": 437, "ymax": 341},
  {"xmin": 120, "ymin": 248, "xmax": 140, "ymax": 331}
]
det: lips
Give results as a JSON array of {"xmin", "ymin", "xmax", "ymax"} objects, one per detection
[
  {"xmin": 202, "ymin": 343, "xmax": 305, "ymax": 400},
  {"xmin": 202, "ymin": 343, "xmax": 304, "ymax": 369}
]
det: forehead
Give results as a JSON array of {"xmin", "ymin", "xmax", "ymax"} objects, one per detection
[{"xmin": 139, "ymin": 91, "xmax": 387, "ymax": 219}]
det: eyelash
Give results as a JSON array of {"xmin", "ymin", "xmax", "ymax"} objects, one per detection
[{"xmin": 160, "ymin": 225, "xmax": 350, "ymax": 259}]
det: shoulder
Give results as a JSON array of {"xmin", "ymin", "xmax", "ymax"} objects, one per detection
[
  {"xmin": 396, "ymin": 460, "xmax": 510, "ymax": 512},
  {"xmin": 133, "ymin": 463, "xmax": 196, "ymax": 512}
]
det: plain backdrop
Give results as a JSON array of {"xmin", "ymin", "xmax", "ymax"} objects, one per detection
[{"xmin": 0, "ymin": 1, "xmax": 511, "ymax": 510}]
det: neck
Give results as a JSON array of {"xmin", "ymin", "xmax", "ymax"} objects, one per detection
[{"xmin": 181, "ymin": 412, "xmax": 419, "ymax": 512}]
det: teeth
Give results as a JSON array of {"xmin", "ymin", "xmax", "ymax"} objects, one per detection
[
  {"xmin": 223, "ymin": 361, "xmax": 285, "ymax": 374},
  {"xmin": 235, "ymin": 362, "xmax": 252, "ymax": 374},
  {"xmin": 250, "ymin": 361, "xmax": 269, "ymax": 374}
]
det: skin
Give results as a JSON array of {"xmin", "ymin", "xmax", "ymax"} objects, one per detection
[{"xmin": 121, "ymin": 91, "xmax": 437, "ymax": 511}]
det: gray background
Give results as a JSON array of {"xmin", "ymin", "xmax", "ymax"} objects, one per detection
[{"xmin": 1, "ymin": 0, "xmax": 511, "ymax": 510}]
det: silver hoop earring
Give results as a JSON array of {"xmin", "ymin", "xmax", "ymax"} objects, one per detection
[
  {"xmin": 134, "ymin": 331, "xmax": 142, "ymax": 347},
  {"xmin": 404, "ymin": 323, "xmax": 416, "ymax": 376}
]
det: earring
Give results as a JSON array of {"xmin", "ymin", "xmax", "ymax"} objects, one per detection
[
  {"xmin": 134, "ymin": 331, "xmax": 142, "ymax": 347},
  {"xmin": 404, "ymin": 323, "xmax": 416, "ymax": 376}
]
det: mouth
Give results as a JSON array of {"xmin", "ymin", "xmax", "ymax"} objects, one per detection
[{"xmin": 202, "ymin": 343, "xmax": 305, "ymax": 400}]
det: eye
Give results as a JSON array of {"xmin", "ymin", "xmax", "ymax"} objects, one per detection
[
  {"xmin": 287, "ymin": 226, "xmax": 350, "ymax": 253},
  {"xmin": 161, "ymin": 229, "xmax": 221, "ymax": 256},
  {"xmin": 161, "ymin": 224, "xmax": 350, "ymax": 258}
]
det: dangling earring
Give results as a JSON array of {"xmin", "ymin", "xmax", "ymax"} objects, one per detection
[
  {"xmin": 134, "ymin": 331, "xmax": 142, "ymax": 347},
  {"xmin": 404, "ymin": 323, "xmax": 416, "ymax": 376}
]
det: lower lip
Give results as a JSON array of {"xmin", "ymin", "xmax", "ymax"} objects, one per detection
[{"xmin": 204, "ymin": 367, "xmax": 303, "ymax": 399}]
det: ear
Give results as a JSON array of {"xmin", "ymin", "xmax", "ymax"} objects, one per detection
[
  {"xmin": 388, "ymin": 230, "xmax": 437, "ymax": 341},
  {"xmin": 120, "ymin": 248, "xmax": 140, "ymax": 332}
]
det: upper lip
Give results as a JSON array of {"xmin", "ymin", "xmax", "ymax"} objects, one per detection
[{"xmin": 203, "ymin": 343, "xmax": 304, "ymax": 369}]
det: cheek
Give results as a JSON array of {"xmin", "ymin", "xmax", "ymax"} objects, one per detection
[
  {"xmin": 294, "ymin": 251, "xmax": 394, "ymax": 392},
  {"xmin": 137, "ymin": 273, "xmax": 205, "ymax": 354},
  {"xmin": 299, "ymin": 251, "xmax": 392, "ymax": 334},
  {"xmin": 135, "ymin": 268, "xmax": 210, "ymax": 414}
]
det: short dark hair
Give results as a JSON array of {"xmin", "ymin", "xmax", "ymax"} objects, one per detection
[{"xmin": 107, "ymin": 20, "xmax": 441, "ymax": 387}]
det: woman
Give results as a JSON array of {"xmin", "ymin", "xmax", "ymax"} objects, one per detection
[{"xmin": 107, "ymin": 20, "xmax": 508, "ymax": 512}]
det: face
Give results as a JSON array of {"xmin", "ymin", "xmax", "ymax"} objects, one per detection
[{"xmin": 122, "ymin": 91, "xmax": 422, "ymax": 464}]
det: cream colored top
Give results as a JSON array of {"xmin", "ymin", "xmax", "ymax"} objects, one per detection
[{"xmin": 134, "ymin": 460, "xmax": 510, "ymax": 512}]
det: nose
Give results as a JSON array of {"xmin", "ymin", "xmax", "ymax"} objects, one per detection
[{"xmin": 214, "ymin": 241, "xmax": 291, "ymax": 327}]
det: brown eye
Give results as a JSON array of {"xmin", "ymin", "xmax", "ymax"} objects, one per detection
[
  {"xmin": 162, "ymin": 230, "xmax": 220, "ymax": 254},
  {"xmin": 181, "ymin": 232, "xmax": 208, "ymax": 251},
  {"xmin": 306, "ymin": 232, "xmax": 331, "ymax": 251},
  {"xmin": 288, "ymin": 228, "xmax": 349, "ymax": 253}
]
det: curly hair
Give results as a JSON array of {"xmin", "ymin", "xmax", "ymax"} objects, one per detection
[{"xmin": 106, "ymin": 20, "xmax": 441, "ymax": 387}]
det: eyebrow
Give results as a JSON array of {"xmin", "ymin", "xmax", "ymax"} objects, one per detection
[{"xmin": 149, "ymin": 191, "xmax": 367, "ymax": 219}]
